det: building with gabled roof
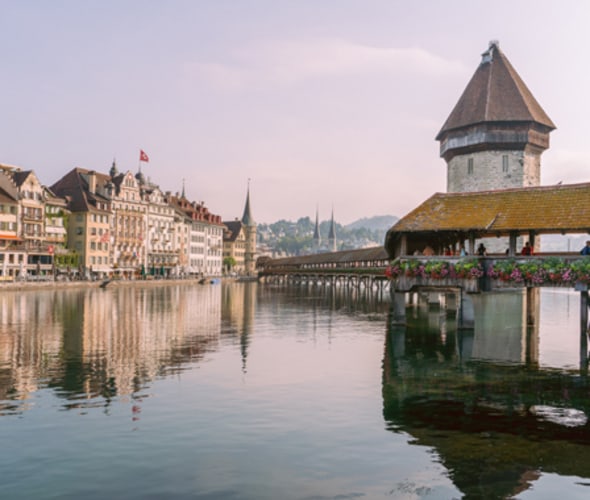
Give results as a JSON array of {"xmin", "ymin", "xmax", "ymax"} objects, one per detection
[
  {"xmin": 224, "ymin": 184, "xmax": 257, "ymax": 276},
  {"xmin": 437, "ymin": 41, "xmax": 555, "ymax": 193},
  {"xmin": 51, "ymin": 168, "xmax": 112, "ymax": 277},
  {"xmin": 168, "ymin": 191, "xmax": 224, "ymax": 277}
]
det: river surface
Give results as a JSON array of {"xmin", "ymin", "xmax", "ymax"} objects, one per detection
[{"xmin": 0, "ymin": 283, "xmax": 589, "ymax": 499}]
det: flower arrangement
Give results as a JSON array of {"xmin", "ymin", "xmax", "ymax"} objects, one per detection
[
  {"xmin": 386, "ymin": 257, "xmax": 590, "ymax": 286},
  {"xmin": 386, "ymin": 258, "xmax": 484, "ymax": 280},
  {"xmin": 487, "ymin": 257, "xmax": 590, "ymax": 285}
]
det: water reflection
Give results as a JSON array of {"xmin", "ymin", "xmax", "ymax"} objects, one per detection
[
  {"xmin": 383, "ymin": 290, "xmax": 590, "ymax": 498},
  {"xmin": 0, "ymin": 285, "xmax": 224, "ymax": 415}
]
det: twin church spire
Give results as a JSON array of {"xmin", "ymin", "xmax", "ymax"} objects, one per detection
[{"xmin": 313, "ymin": 206, "xmax": 337, "ymax": 252}]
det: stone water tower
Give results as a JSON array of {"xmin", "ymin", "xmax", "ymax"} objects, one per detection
[{"xmin": 436, "ymin": 41, "xmax": 556, "ymax": 193}]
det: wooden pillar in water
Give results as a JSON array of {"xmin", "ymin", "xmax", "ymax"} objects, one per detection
[
  {"xmin": 459, "ymin": 291, "xmax": 474, "ymax": 329},
  {"xmin": 581, "ymin": 290, "xmax": 589, "ymax": 372},
  {"xmin": 526, "ymin": 287, "xmax": 539, "ymax": 327},
  {"xmin": 391, "ymin": 290, "xmax": 407, "ymax": 325}
]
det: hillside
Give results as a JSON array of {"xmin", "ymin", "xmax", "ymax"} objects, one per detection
[
  {"xmin": 345, "ymin": 215, "xmax": 398, "ymax": 231},
  {"xmin": 257, "ymin": 215, "xmax": 397, "ymax": 257}
]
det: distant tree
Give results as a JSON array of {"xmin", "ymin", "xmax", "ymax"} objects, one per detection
[{"xmin": 223, "ymin": 256, "xmax": 237, "ymax": 273}]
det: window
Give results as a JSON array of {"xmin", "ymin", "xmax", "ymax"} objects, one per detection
[
  {"xmin": 467, "ymin": 158, "xmax": 474, "ymax": 175},
  {"xmin": 502, "ymin": 155, "xmax": 509, "ymax": 172}
]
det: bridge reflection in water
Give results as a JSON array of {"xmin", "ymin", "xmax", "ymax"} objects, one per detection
[{"xmin": 384, "ymin": 289, "xmax": 590, "ymax": 499}]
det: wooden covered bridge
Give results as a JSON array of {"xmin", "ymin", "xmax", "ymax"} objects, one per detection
[{"xmin": 257, "ymin": 246, "xmax": 389, "ymax": 291}]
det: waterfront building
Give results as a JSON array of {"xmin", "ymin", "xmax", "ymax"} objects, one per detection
[
  {"xmin": 437, "ymin": 41, "xmax": 555, "ymax": 193},
  {"xmin": 0, "ymin": 164, "xmax": 62, "ymax": 277},
  {"xmin": 51, "ymin": 168, "xmax": 112, "ymax": 278},
  {"xmin": 168, "ymin": 191, "xmax": 224, "ymax": 277},
  {"xmin": 139, "ymin": 181, "xmax": 176, "ymax": 277},
  {"xmin": 43, "ymin": 187, "xmax": 70, "ymax": 269},
  {"xmin": 106, "ymin": 166, "xmax": 148, "ymax": 277},
  {"xmin": 223, "ymin": 185, "xmax": 257, "ymax": 276},
  {"xmin": 0, "ymin": 166, "xmax": 22, "ymax": 278}
]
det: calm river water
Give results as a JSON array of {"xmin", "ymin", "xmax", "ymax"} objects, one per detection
[{"xmin": 0, "ymin": 282, "xmax": 589, "ymax": 499}]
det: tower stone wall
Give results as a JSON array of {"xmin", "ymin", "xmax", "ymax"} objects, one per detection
[{"xmin": 447, "ymin": 149, "xmax": 541, "ymax": 192}]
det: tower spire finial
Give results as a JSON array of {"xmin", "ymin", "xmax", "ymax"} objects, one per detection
[{"xmin": 241, "ymin": 179, "xmax": 255, "ymax": 226}]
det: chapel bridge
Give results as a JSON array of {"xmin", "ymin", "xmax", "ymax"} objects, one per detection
[{"xmin": 257, "ymin": 247, "xmax": 590, "ymax": 294}]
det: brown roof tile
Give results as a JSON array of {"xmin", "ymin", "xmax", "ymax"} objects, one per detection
[
  {"xmin": 390, "ymin": 183, "xmax": 590, "ymax": 235},
  {"xmin": 436, "ymin": 42, "xmax": 555, "ymax": 139}
]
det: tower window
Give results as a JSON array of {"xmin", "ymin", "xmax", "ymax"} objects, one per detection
[
  {"xmin": 467, "ymin": 158, "xmax": 474, "ymax": 175},
  {"xmin": 502, "ymin": 155, "xmax": 509, "ymax": 172}
]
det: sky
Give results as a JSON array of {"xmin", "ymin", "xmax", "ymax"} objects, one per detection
[{"xmin": 2, "ymin": 1, "xmax": 590, "ymax": 224}]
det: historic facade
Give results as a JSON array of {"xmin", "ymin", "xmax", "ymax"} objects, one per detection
[
  {"xmin": 223, "ymin": 185, "xmax": 257, "ymax": 276},
  {"xmin": 437, "ymin": 41, "xmax": 555, "ymax": 193}
]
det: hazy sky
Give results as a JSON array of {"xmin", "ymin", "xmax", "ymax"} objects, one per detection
[{"xmin": 2, "ymin": 1, "xmax": 589, "ymax": 224}]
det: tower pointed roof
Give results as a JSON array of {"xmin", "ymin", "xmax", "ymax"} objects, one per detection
[
  {"xmin": 328, "ymin": 208, "xmax": 336, "ymax": 240},
  {"xmin": 241, "ymin": 181, "xmax": 255, "ymax": 226},
  {"xmin": 313, "ymin": 206, "xmax": 321, "ymax": 243},
  {"xmin": 436, "ymin": 41, "xmax": 555, "ymax": 140}
]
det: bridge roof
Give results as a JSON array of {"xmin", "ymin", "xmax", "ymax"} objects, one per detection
[
  {"xmin": 389, "ymin": 182, "xmax": 590, "ymax": 235},
  {"xmin": 265, "ymin": 246, "xmax": 388, "ymax": 267}
]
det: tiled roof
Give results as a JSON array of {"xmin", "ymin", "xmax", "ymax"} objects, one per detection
[
  {"xmin": 10, "ymin": 170, "xmax": 33, "ymax": 187},
  {"xmin": 0, "ymin": 187, "xmax": 17, "ymax": 204},
  {"xmin": 436, "ymin": 42, "xmax": 555, "ymax": 139},
  {"xmin": 389, "ymin": 183, "xmax": 590, "ymax": 235},
  {"xmin": 51, "ymin": 168, "xmax": 110, "ymax": 213},
  {"xmin": 223, "ymin": 220, "xmax": 243, "ymax": 242},
  {"xmin": 263, "ymin": 246, "xmax": 388, "ymax": 267}
]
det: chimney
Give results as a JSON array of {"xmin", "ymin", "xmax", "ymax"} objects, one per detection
[{"xmin": 88, "ymin": 171, "xmax": 97, "ymax": 194}]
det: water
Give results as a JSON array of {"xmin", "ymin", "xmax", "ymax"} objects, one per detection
[{"xmin": 0, "ymin": 283, "xmax": 589, "ymax": 499}]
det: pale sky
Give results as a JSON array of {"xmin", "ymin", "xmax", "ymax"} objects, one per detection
[{"xmin": 2, "ymin": 1, "xmax": 589, "ymax": 224}]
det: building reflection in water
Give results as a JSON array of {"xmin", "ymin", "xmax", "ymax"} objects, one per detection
[
  {"xmin": 0, "ymin": 285, "xmax": 224, "ymax": 414},
  {"xmin": 383, "ymin": 290, "xmax": 590, "ymax": 498}
]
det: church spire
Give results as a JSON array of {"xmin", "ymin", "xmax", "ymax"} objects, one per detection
[
  {"xmin": 313, "ymin": 205, "xmax": 321, "ymax": 246},
  {"xmin": 241, "ymin": 179, "xmax": 255, "ymax": 226},
  {"xmin": 328, "ymin": 207, "xmax": 336, "ymax": 252}
]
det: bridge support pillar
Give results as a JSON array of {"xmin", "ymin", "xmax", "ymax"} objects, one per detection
[
  {"xmin": 580, "ymin": 289, "xmax": 589, "ymax": 372},
  {"xmin": 526, "ymin": 287, "xmax": 540, "ymax": 327},
  {"xmin": 445, "ymin": 292, "xmax": 459, "ymax": 319},
  {"xmin": 391, "ymin": 291, "xmax": 407, "ymax": 325},
  {"xmin": 459, "ymin": 292, "xmax": 474, "ymax": 329}
]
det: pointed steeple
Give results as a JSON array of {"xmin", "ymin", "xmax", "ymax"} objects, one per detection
[
  {"xmin": 181, "ymin": 178, "xmax": 186, "ymax": 199},
  {"xmin": 437, "ymin": 41, "xmax": 556, "ymax": 193},
  {"xmin": 313, "ymin": 205, "xmax": 321, "ymax": 245},
  {"xmin": 437, "ymin": 40, "xmax": 555, "ymax": 141},
  {"xmin": 328, "ymin": 207, "xmax": 336, "ymax": 251},
  {"xmin": 241, "ymin": 179, "xmax": 255, "ymax": 226}
]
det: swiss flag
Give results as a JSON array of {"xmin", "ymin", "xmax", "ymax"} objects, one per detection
[{"xmin": 139, "ymin": 149, "xmax": 149, "ymax": 162}]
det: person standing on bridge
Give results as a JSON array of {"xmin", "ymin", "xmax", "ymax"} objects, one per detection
[
  {"xmin": 581, "ymin": 241, "xmax": 590, "ymax": 255},
  {"xmin": 521, "ymin": 241, "xmax": 533, "ymax": 255}
]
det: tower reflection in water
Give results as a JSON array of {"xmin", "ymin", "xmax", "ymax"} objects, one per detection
[{"xmin": 383, "ymin": 289, "xmax": 590, "ymax": 498}]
